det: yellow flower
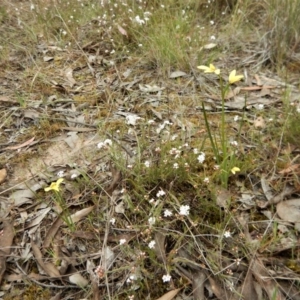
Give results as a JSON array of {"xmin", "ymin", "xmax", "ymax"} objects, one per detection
[
  {"xmin": 228, "ymin": 70, "xmax": 243, "ymax": 84},
  {"xmin": 44, "ymin": 178, "xmax": 64, "ymax": 192},
  {"xmin": 197, "ymin": 64, "xmax": 220, "ymax": 75},
  {"xmin": 231, "ymin": 167, "xmax": 240, "ymax": 174}
]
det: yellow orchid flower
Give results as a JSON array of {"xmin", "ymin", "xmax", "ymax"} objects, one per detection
[
  {"xmin": 228, "ymin": 70, "xmax": 243, "ymax": 84},
  {"xmin": 231, "ymin": 167, "xmax": 240, "ymax": 174},
  {"xmin": 197, "ymin": 64, "xmax": 220, "ymax": 75},
  {"xmin": 44, "ymin": 178, "xmax": 64, "ymax": 192}
]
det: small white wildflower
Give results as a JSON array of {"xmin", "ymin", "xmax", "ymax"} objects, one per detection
[
  {"xmin": 197, "ymin": 152, "xmax": 205, "ymax": 164},
  {"xmin": 224, "ymin": 231, "xmax": 231, "ymax": 238},
  {"xmin": 257, "ymin": 104, "xmax": 264, "ymax": 110},
  {"xmin": 97, "ymin": 139, "xmax": 112, "ymax": 149},
  {"xmin": 127, "ymin": 164, "xmax": 133, "ymax": 169},
  {"xmin": 138, "ymin": 44, "xmax": 143, "ymax": 47},
  {"xmin": 210, "ymin": 20, "xmax": 215, "ymax": 25},
  {"xmin": 230, "ymin": 140, "xmax": 238, "ymax": 147},
  {"xmin": 126, "ymin": 114, "xmax": 141, "ymax": 125},
  {"xmin": 149, "ymin": 198, "xmax": 155, "ymax": 204},
  {"xmin": 134, "ymin": 15, "xmax": 145, "ymax": 25},
  {"xmin": 57, "ymin": 170, "xmax": 65, "ymax": 178},
  {"xmin": 62, "ymin": 30, "xmax": 67, "ymax": 35},
  {"xmin": 233, "ymin": 115, "xmax": 240, "ymax": 122},
  {"xmin": 148, "ymin": 240, "xmax": 156, "ymax": 249},
  {"xmin": 71, "ymin": 173, "xmax": 78, "ymax": 179},
  {"xmin": 155, "ymin": 147, "xmax": 161, "ymax": 153},
  {"xmin": 110, "ymin": 218, "xmax": 116, "ymax": 225},
  {"xmin": 30, "ymin": 4, "xmax": 35, "ymax": 10},
  {"xmin": 210, "ymin": 35, "xmax": 216, "ymax": 40},
  {"xmin": 214, "ymin": 164, "xmax": 220, "ymax": 170},
  {"xmin": 148, "ymin": 217, "xmax": 156, "ymax": 226},
  {"xmin": 164, "ymin": 209, "xmax": 173, "ymax": 217},
  {"xmin": 193, "ymin": 148, "xmax": 199, "ymax": 154},
  {"xmin": 126, "ymin": 274, "xmax": 137, "ymax": 283},
  {"xmin": 179, "ymin": 205, "xmax": 190, "ymax": 216},
  {"xmin": 162, "ymin": 274, "xmax": 171, "ymax": 282},
  {"xmin": 144, "ymin": 160, "xmax": 151, "ymax": 168},
  {"xmin": 110, "ymin": 49, "xmax": 115, "ymax": 54},
  {"xmin": 120, "ymin": 238, "xmax": 127, "ymax": 245},
  {"xmin": 173, "ymin": 163, "xmax": 179, "ymax": 169},
  {"xmin": 160, "ymin": 4, "xmax": 165, "ymax": 8},
  {"xmin": 156, "ymin": 189, "xmax": 166, "ymax": 197},
  {"xmin": 203, "ymin": 177, "xmax": 210, "ymax": 183}
]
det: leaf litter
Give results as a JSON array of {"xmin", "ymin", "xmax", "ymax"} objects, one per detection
[{"xmin": 1, "ymin": 1, "xmax": 300, "ymax": 299}]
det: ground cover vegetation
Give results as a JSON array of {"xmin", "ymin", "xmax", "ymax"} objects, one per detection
[{"xmin": 1, "ymin": 0, "xmax": 300, "ymax": 299}]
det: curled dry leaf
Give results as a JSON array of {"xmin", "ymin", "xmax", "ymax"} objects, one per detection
[
  {"xmin": 0, "ymin": 221, "xmax": 14, "ymax": 284},
  {"xmin": 0, "ymin": 169, "xmax": 7, "ymax": 184},
  {"xmin": 69, "ymin": 273, "xmax": 89, "ymax": 287},
  {"xmin": 277, "ymin": 198, "xmax": 300, "ymax": 224},
  {"xmin": 155, "ymin": 288, "xmax": 181, "ymax": 300}
]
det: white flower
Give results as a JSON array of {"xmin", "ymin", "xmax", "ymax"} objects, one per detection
[
  {"xmin": 156, "ymin": 189, "xmax": 166, "ymax": 197},
  {"xmin": 97, "ymin": 139, "xmax": 112, "ymax": 149},
  {"xmin": 148, "ymin": 217, "xmax": 156, "ymax": 226},
  {"xmin": 173, "ymin": 163, "xmax": 179, "ymax": 169},
  {"xmin": 126, "ymin": 274, "xmax": 137, "ymax": 283},
  {"xmin": 126, "ymin": 114, "xmax": 141, "ymax": 125},
  {"xmin": 233, "ymin": 115, "xmax": 240, "ymax": 122},
  {"xmin": 224, "ymin": 231, "xmax": 231, "ymax": 238},
  {"xmin": 197, "ymin": 152, "xmax": 205, "ymax": 163},
  {"xmin": 230, "ymin": 140, "xmax": 238, "ymax": 147},
  {"xmin": 120, "ymin": 238, "xmax": 127, "ymax": 245},
  {"xmin": 257, "ymin": 104, "xmax": 264, "ymax": 110},
  {"xmin": 57, "ymin": 170, "xmax": 65, "ymax": 178},
  {"xmin": 148, "ymin": 240, "xmax": 156, "ymax": 249},
  {"xmin": 71, "ymin": 173, "xmax": 78, "ymax": 179},
  {"xmin": 193, "ymin": 148, "xmax": 199, "ymax": 154},
  {"xmin": 110, "ymin": 218, "xmax": 116, "ymax": 225},
  {"xmin": 179, "ymin": 205, "xmax": 190, "ymax": 216},
  {"xmin": 144, "ymin": 160, "xmax": 151, "ymax": 168},
  {"xmin": 203, "ymin": 177, "xmax": 210, "ymax": 183},
  {"xmin": 210, "ymin": 35, "xmax": 216, "ymax": 40},
  {"xmin": 162, "ymin": 274, "xmax": 171, "ymax": 282},
  {"xmin": 164, "ymin": 209, "xmax": 173, "ymax": 217},
  {"xmin": 134, "ymin": 15, "xmax": 145, "ymax": 25},
  {"xmin": 210, "ymin": 20, "xmax": 215, "ymax": 25}
]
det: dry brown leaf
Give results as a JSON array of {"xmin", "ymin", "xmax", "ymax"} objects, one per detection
[
  {"xmin": 31, "ymin": 241, "xmax": 61, "ymax": 278},
  {"xmin": 69, "ymin": 273, "xmax": 89, "ymax": 287},
  {"xmin": 277, "ymin": 198, "xmax": 300, "ymax": 223},
  {"xmin": 117, "ymin": 24, "xmax": 128, "ymax": 37},
  {"xmin": 0, "ymin": 169, "xmax": 7, "ymax": 184},
  {"xmin": 43, "ymin": 217, "xmax": 64, "ymax": 252},
  {"xmin": 0, "ymin": 221, "xmax": 14, "ymax": 284},
  {"xmin": 253, "ymin": 116, "xmax": 265, "ymax": 128},
  {"xmin": 192, "ymin": 271, "xmax": 206, "ymax": 299},
  {"xmin": 251, "ymin": 257, "xmax": 285, "ymax": 300},
  {"xmin": 278, "ymin": 164, "xmax": 300, "ymax": 174},
  {"xmin": 64, "ymin": 67, "xmax": 76, "ymax": 88},
  {"xmin": 215, "ymin": 187, "xmax": 231, "ymax": 209},
  {"xmin": 70, "ymin": 206, "xmax": 94, "ymax": 223},
  {"xmin": 154, "ymin": 232, "xmax": 167, "ymax": 264},
  {"xmin": 4, "ymin": 137, "xmax": 35, "ymax": 150},
  {"xmin": 155, "ymin": 288, "xmax": 181, "ymax": 300}
]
